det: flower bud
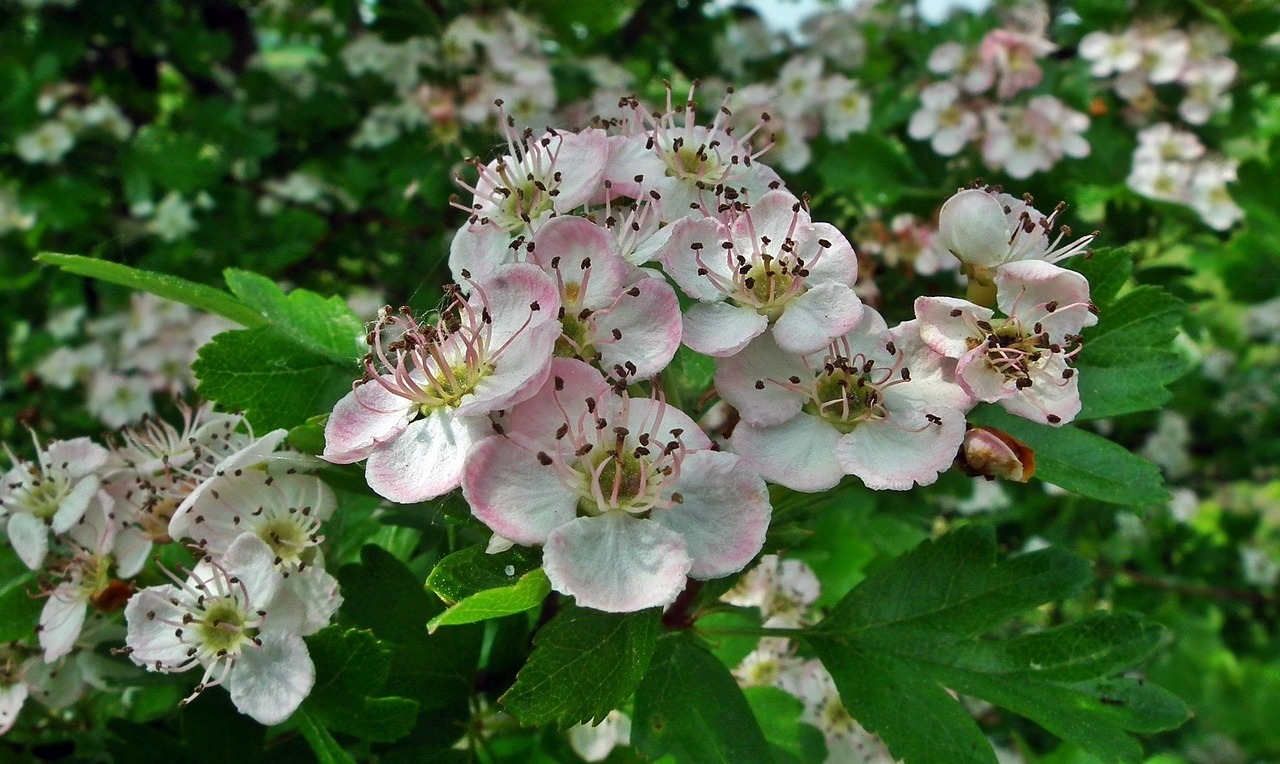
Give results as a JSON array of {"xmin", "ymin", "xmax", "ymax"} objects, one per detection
[{"xmin": 957, "ymin": 426, "xmax": 1035, "ymax": 482}]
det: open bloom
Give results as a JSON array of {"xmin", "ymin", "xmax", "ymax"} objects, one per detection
[
  {"xmin": 915, "ymin": 260, "xmax": 1098, "ymax": 425},
  {"xmin": 323, "ymin": 263, "xmax": 561, "ymax": 502},
  {"xmin": 719, "ymin": 305, "xmax": 973, "ymax": 492},
  {"xmin": 122, "ymin": 534, "xmax": 316, "ymax": 725},
  {"xmin": 660, "ymin": 189, "xmax": 861, "ymax": 357},
  {"xmin": 463, "ymin": 359, "xmax": 770, "ymax": 612},
  {"xmin": 908, "ymin": 82, "xmax": 979, "ymax": 157},
  {"xmin": 2, "ymin": 436, "xmax": 110, "ymax": 570},
  {"xmin": 936, "ymin": 187, "xmax": 1095, "ymax": 281}
]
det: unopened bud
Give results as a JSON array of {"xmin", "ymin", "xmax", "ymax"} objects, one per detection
[{"xmin": 957, "ymin": 426, "xmax": 1035, "ymax": 482}]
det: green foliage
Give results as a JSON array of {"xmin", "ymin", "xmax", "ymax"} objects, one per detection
[
  {"xmin": 303, "ymin": 627, "xmax": 420, "ymax": 743},
  {"xmin": 632, "ymin": 636, "xmax": 773, "ymax": 763},
  {"xmin": 502, "ymin": 605, "xmax": 662, "ymax": 727},
  {"xmin": 426, "ymin": 544, "xmax": 550, "ymax": 630},
  {"xmin": 223, "ymin": 269, "xmax": 367, "ymax": 363},
  {"xmin": 807, "ymin": 526, "xmax": 1189, "ymax": 764},
  {"xmin": 0, "ymin": 555, "xmax": 41, "ymax": 643},
  {"xmin": 743, "ymin": 687, "xmax": 829, "ymax": 764},
  {"xmin": 971, "ymin": 407, "xmax": 1169, "ymax": 506}
]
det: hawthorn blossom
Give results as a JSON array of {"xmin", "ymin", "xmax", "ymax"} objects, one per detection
[
  {"xmin": 719, "ymin": 305, "xmax": 973, "ymax": 492},
  {"xmin": 908, "ymin": 82, "xmax": 979, "ymax": 157},
  {"xmin": 463, "ymin": 359, "xmax": 770, "ymax": 612},
  {"xmin": 568, "ymin": 710, "xmax": 632, "ymax": 762},
  {"xmin": 721, "ymin": 554, "xmax": 820, "ymax": 627},
  {"xmin": 981, "ymin": 98, "xmax": 1089, "ymax": 180},
  {"xmin": 14, "ymin": 121, "xmax": 74, "ymax": 164},
  {"xmin": 660, "ymin": 189, "xmax": 861, "ymax": 357},
  {"xmin": 915, "ymin": 260, "xmax": 1097, "ymax": 425},
  {"xmin": 122, "ymin": 534, "xmax": 316, "ymax": 725},
  {"xmin": 979, "ymin": 29, "xmax": 1054, "ymax": 100},
  {"xmin": 935, "ymin": 187, "xmax": 1095, "ymax": 280},
  {"xmin": 2, "ymin": 436, "xmax": 110, "ymax": 570},
  {"xmin": 821, "ymin": 75, "xmax": 872, "ymax": 140},
  {"xmin": 0, "ymin": 646, "xmax": 29, "ymax": 736},
  {"xmin": 1079, "ymin": 30, "xmax": 1143, "ymax": 77},
  {"xmin": 784, "ymin": 661, "xmax": 897, "ymax": 764},
  {"xmin": 860, "ymin": 214, "xmax": 957, "ymax": 277},
  {"xmin": 1188, "ymin": 159, "xmax": 1243, "ymax": 231},
  {"xmin": 1179, "ymin": 58, "xmax": 1237, "ymax": 125},
  {"xmin": 522, "ymin": 216, "xmax": 681, "ymax": 380},
  {"xmin": 323, "ymin": 263, "xmax": 561, "ymax": 503}
]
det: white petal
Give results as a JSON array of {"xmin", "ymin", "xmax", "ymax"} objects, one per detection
[
  {"xmin": 0, "ymin": 683, "xmax": 28, "ymax": 735},
  {"xmin": 321, "ymin": 378, "xmax": 414, "ymax": 465},
  {"xmin": 682, "ymin": 302, "xmax": 768, "ymax": 357},
  {"xmin": 914, "ymin": 297, "xmax": 991, "ymax": 358},
  {"xmin": 364, "ymin": 410, "xmax": 483, "ymax": 503},
  {"xmin": 714, "ymin": 333, "xmax": 808, "ymax": 428},
  {"xmin": 543, "ymin": 513, "xmax": 691, "ymax": 613},
  {"xmin": 771, "ymin": 282, "xmax": 862, "ymax": 355},
  {"xmin": 730, "ymin": 416, "xmax": 844, "ymax": 492},
  {"xmin": 463, "ymin": 434, "xmax": 578, "ymax": 546},
  {"xmin": 273, "ymin": 566, "xmax": 343, "ymax": 637},
  {"xmin": 835, "ymin": 406, "xmax": 966, "ymax": 490},
  {"xmin": 221, "ymin": 534, "xmax": 285, "ymax": 610},
  {"xmin": 228, "ymin": 632, "xmax": 315, "ymax": 726},
  {"xmin": 52, "ymin": 475, "xmax": 99, "ymax": 534},
  {"xmin": 124, "ymin": 587, "xmax": 195, "ymax": 670},
  {"xmin": 592, "ymin": 277, "xmax": 683, "ymax": 379},
  {"xmin": 8, "ymin": 513, "xmax": 49, "ymax": 571},
  {"xmin": 937, "ymin": 189, "xmax": 1013, "ymax": 268},
  {"xmin": 39, "ymin": 588, "xmax": 88, "ymax": 663}
]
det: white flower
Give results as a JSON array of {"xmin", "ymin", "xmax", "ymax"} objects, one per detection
[
  {"xmin": 87, "ymin": 372, "xmax": 155, "ymax": 428},
  {"xmin": 822, "ymin": 76, "xmax": 872, "ymax": 140},
  {"xmin": 15, "ymin": 122, "xmax": 75, "ymax": 164},
  {"xmin": 568, "ymin": 710, "xmax": 632, "ymax": 762},
  {"xmin": 1079, "ymin": 30, "xmax": 1143, "ymax": 77},
  {"xmin": 908, "ymin": 82, "xmax": 978, "ymax": 157},
  {"xmin": 1, "ymin": 435, "xmax": 110, "ymax": 570},
  {"xmin": 148, "ymin": 193, "xmax": 198, "ymax": 242}
]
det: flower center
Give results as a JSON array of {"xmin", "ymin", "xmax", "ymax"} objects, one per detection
[
  {"xmin": 576, "ymin": 449, "xmax": 656, "ymax": 516},
  {"xmin": 196, "ymin": 598, "xmax": 254, "ymax": 655},
  {"xmin": 15, "ymin": 472, "xmax": 69, "ymax": 521}
]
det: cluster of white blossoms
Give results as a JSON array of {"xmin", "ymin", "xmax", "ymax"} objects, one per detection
[
  {"xmin": 0, "ymin": 405, "xmax": 340, "ymax": 732},
  {"xmin": 853, "ymin": 212, "xmax": 959, "ymax": 281},
  {"xmin": 1080, "ymin": 21, "xmax": 1235, "ymax": 125},
  {"xmin": 1126, "ymin": 123, "xmax": 1243, "ymax": 231},
  {"xmin": 909, "ymin": 29, "xmax": 1091, "ymax": 178},
  {"xmin": 11, "ymin": 84, "xmax": 132, "ymax": 165},
  {"xmin": 323, "ymin": 89, "xmax": 1099, "ymax": 613},
  {"xmin": 710, "ymin": 55, "xmax": 873, "ymax": 173},
  {"xmin": 35, "ymin": 294, "xmax": 235, "ymax": 428}
]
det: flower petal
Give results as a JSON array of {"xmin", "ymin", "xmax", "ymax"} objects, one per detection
[
  {"xmin": 8, "ymin": 513, "xmax": 49, "ymax": 570},
  {"xmin": 543, "ymin": 513, "xmax": 691, "ymax": 612},
  {"xmin": 592, "ymin": 277, "xmax": 682, "ymax": 379},
  {"xmin": 771, "ymin": 282, "xmax": 862, "ymax": 355},
  {"xmin": 39, "ymin": 588, "xmax": 87, "ymax": 663},
  {"xmin": 730, "ymin": 415, "xmax": 844, "ymax": 492},
  {"xmin": 228, "ymin": 632, "xmax": 315, "ymax": 726},
  {"xmin": 365, "ymin": 410, "xmax": 484, "ymax": 503},
  {"xmin": 835, "ymin": 406, "xmax": 967, "ymax": 490},
  {"xmin": 463, "ymin": 434, "xmax": 578, "ymax": 546},
  {"xmin": 322, "ymin": 378, "xmax": 414, "ymax": 465},
  {"xmin": 682, "ymin": 302, "xmax": 769, "ymax": 357},
  {"xmin": 714, "ymin": 333, "xmax": 808, "ymax": 427}
]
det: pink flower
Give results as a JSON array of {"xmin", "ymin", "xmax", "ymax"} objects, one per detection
[
  {"xmin": 462, "ymin": 359, "xmax": 770, "ymax": 612},
  {"xmin": 660, "ymin": 189, "xmax": 861, "ymax": 357},
  {"xmin": 915, "ymin": 260, "xmax": 1098, "ymax": 425},
  {"xmin": 323, "ymin": 263, "xmax": 561, "ymax": 502},
  {"xmin": 979, "ymin": 29, "xmax": 1054, "ymax": 100},
  {"xmin": 523, "ymin": 216, "xmax": 682, "ymax": 380},
  {"xmin": 720, "ymin": 305, "xmax": 973, "ymax": 491}
]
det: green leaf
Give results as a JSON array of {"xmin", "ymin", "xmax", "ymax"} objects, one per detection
[
  {"xmin": 304, "ymin": 626, "xmax": 421, "ymax": 743},
  {"xmin": 662, "ymin": 345, "xmax": 716, "ymax": 415},
  {"xmin": 0, "ymin": 560, "xmax": 41, "ymax": 643},
  {"xmin": 501, "ymin": 604, "xmax": 661, "ymax": 727},
  {"xmin": 632, "ymin": 636, "xmax": 773, "ymax": 763},
  {"xmin": 193, "ymin": 326, "xmax": 355, "ymax": 431},
  {"xmin": 35, "ymin": 252, "xmax": 264, "ymax": 327},
  {"xmin": 969, "ymin": 407, "xmax": 1168, "ymax": 506},
  {"xmin": 427, "ymin": 568, "xmax": 551, "ymax": 631},
  {"xmin": 807, "ymin": 526, "xmax": 1189, "ymax": 764},
  {"xmin": 294, "ymin": 706, "xmax": 357, "ymax": 764},
  {"xmin": 224, "ymin": 269, "xmax": 366, "ymax": 364},
  {"xmin": 743, "ymin": 686, "xmax": 828, "ymax": 764},
  {"xmin": 1069, "ymin": 247, "xmax": 1133, "ymax": 309},
  {"xmin": 425, "ymin": 544, "xmax": 543, "ymax": 604},
  {"xmin": 815, "ymin": 134, "xmax": 922, "ymax": 206}
]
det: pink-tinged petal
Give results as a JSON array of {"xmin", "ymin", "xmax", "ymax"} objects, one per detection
[
  {"xmin": 52, "ymin": 475, "xmax": 99, "ymax": 534},
  {"xmin": 652, "ymin": 451, "xmax": 769, "ymax": 579},
  {"xmin": 995, "ymin": 260, "xmax": 1098, "ymax": 336},
  {"xmin": 365, "ymin": 410, "xmax": 485, "ymax": 503},
  {"xmin": 273, "ymin": 566, "xmax": 343, "ymax": 637},
  {"xmin": 937, "ymin": 189, "xmax": 1013, "ymax": 268},
  {"xmin": 474, "ymin": 263, "xmax": 562, "ymax": 349},
  {"xmin": 617, "ymin": 398, "xmax": 713, "ymax": 451},
  {"xmin": 8, "ymin": 513, "xmax": 49, "ymax": 570},
  {"xmin": 220, "ymin": 534, "xmax": 284, "ymax": 609},
  {"xmin": 0, "ymin": 683, "xmax": 27, "ymax": 736},
  {"xmin": 592, "ymin": 278, "xmax": 682, "ymax": 379},
  {"xmin": 602, "ymin": 134, "xmax": 664, "ymax": 199},
  {"xmin": 66, "ymin": 492, "xmax": 115, "ymax": 552},
  {"xmin": 730, "ymin": 415, "xmax": 844, "ymax": 492},
  {"xmin": 549, "ymin": 129, "xmax": 610, "ymax": 211},
  {"xmin": 734, "ymin": 190, "xmax": 810, "ymax": 248},
  {"xmin": 543, "ymin": 513, "xmax": 691, "ymax": 612},
  {"xmin": 889, "ymin": 320, "xmax": 975, "ymax": 413},
  {"xmin": 836, "ymin": 406, "xmax": 967, "ymax": 490},
  {"xmin": 227, "ymin": 632, "xmax": 315, "ymax": 727},
  {"xmin": 914, "ymin": 296, "xmax": 992, "ymax": 358},
  {"xmin": 124, "ymin": 587, "xmax": 193, "ymax": 668},
  {"xmin": 1000, "ymin": 354, "xmax": 1082, "ymax": 425},
  {"xmin": 772, "ymin": 283, "xmax": 862, "ymax": 355},
  {"xmin": 47, "ymin": 438, "xmax": 110, "ymax": 480},
  {"xmin": 801, "ymin": 223, "xmax": 858, "ymax": 286},
  {"xmin": 957, "ymin": 350, "xmax": 1014, "ymax": 403},
  {"xmin": 39, "ymin": 587, "xmax": 87, "ymax": 662},
  {"xmin": 529, "ymin": 217, "xmax": 629, "ymax": 310},
  {"xmin": 714, "ymin": 333, "xmax": 808, "ymax": 427},
  {"xmin": 459, "ymin": 320, "xmax": 559, "ymax": 415},
  {"xmin": 660, "ymin": 217, "xmax": 733, "ymax": 302},
  {"xmin": 322, "ymin": 379, "xmax": 415, "ymax": 464},
  {"xmin": 449, "ymin": 221, "xmax": 517, "ymax": 284},
  {"xmin": 505, "ymin": 358, "xmax": 612, "ymax": 442},
  {"xmin": 463, "ymin": 435, "xmax": 578, "ymax": 546},
  {"xmin": 682, "ymin": 302, "xmax": 768, "ymax": 357}
]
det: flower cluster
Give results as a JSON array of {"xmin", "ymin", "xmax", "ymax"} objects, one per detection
[
  {"xmin": 853, "ymin": 212, "xmax": 958, "ymax": 280},
  {"xmin": 12, "ymin": 84, "xmax": 132, "ymax": 166},
  {"xmin": 34, "ymin": 294, "xmax": 235, "ymax": 428},
  {"xmin": 0, "ymin": 405, "xmax": 340, "ymax": 731},
  {"xmin": 1126, "ymin": 123, "xmax": 1243, "ymax": 231},
  {"xmin": 1080, "ymin": 21, "xmax": 1235, "ymax": 125},
  {"xmin": 909, "ymin": 29, "xmax": 1091, "ymax": 178},
  {"xmin": 325, "ymin": 90, "xmax": 1099, "ymax": 613}
]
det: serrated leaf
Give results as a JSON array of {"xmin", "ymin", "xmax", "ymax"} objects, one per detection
[
  {"xmin": 428, "ymin": 568, "xmax": 551, "ymax": 631},
  {"xmin": 294, "ymin": 707, "xmax": 357, "ymax": 764},
  {"xmin": 806, "ymin": 526, "xmax": 1189, "ymax": 764},
  {"xmin": 1069, "ymin": 247, "xmax": 1133, "ymax": 309},
  {"xmin": 224, "ymin": 269, "xmax": 366, "ymax": 364},
  {"xmin": 969, "ymin": 406, "xmax": 1168, "ymax": 506},
  {"xmin": 304, "ymin": 626, "xmax": 420, "ymax": 743},
  {"xmin": 1084, "ymin": 286, "xmax": 1188, "ymax": 354},
  {"xmin": 193, "ymin": 326, "xmax": 355, "ymax": 431},
  {"xmin": 501, "ymin": 604, "xmax": 661, "ymax": 727},
  {"xmin": 425, "ymin": 544, "xmax": 543, "ymax": 604},
  {"xmin": 36, "ymin": 252, "xmax": 264, "ymax": 327},
  {"xmin": 632, "ymin": 636, "xmax": 772, "ymax": 764}
]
